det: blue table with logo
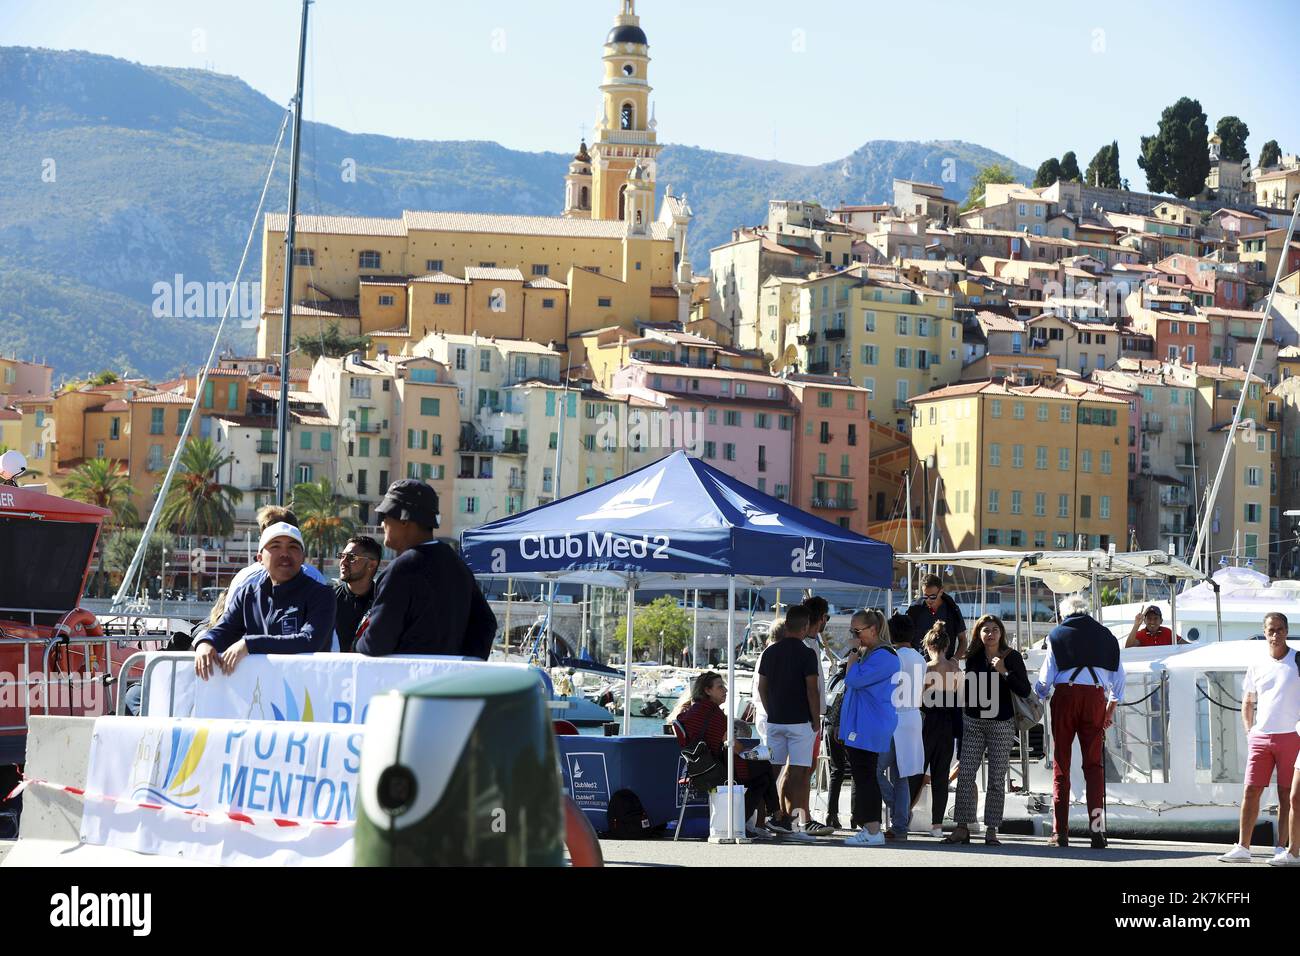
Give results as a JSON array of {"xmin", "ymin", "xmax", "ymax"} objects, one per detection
[{"xmin": 556, "ymin": 734, "xmax": 755, "ymax": 838}]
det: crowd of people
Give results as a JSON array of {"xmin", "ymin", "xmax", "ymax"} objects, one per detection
[
  {"xmin": 191, "ymin": 479, "xmax": 495, "ymax": 682},
  {"xmin": 673, "ymin": 573, "xmax": 1300, "ymax": 858}
]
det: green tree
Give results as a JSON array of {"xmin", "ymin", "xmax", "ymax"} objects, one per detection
[
  {"xmin": 291, "ymin": 478, "xmax": 358, "ymax": 569},
  {"xmin": 1085, "ymin": 141, "xmax": 1123, "ymax": 189},
  {"xmin": 614, "ymin": 596, "xmax": 692, "ymax": 661},
  {"xmin": 296, "ymin": 323, "xmax": 371, "ymax": 361},
  {"xmin": 1214, "ymin": 116, "xmax": 1250, "ymax": 163},
  {"xmin": 1032, "ymin": 157, "xmax": 1062, "ymax": 188},
  {"xmin": 1260, "ymin": 139, "xmax": 1282, "ymax": 169},
  {"xmin": 1138, "ymin": 97, "xmax": 1212, "ymax": 198},
  {"xmin": 62, "ymin": 457, "xmax": 139, "ymax": 528},
  {"xmin": 103, "ymin": 528, "xmax": 176, "ymax": 595},
  {"xmin": 1059, "ymin": 151, "xmax": 1082, "ymax": 182},
  {"xmin": 959, "ymin": 163, "xmax": 1017, "ymax": 212},
  {"xmin": 159, "ymin": 438, "xmax": 243, "ymax": 537},
  {"xmin": 88, "ymin": 370, "xmax": 120, "ymax": 387}
]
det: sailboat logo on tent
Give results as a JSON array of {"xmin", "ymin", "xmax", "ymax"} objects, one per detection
[
  {"xmin": 576, "ymin": 470, "xmax": 670, "ymax": 520},
  {"xmin": 791, "ymin": 538, "xmax": 825, "ymax": 574}
]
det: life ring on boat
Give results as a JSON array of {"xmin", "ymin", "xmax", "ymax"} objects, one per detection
[
  {"xmin": 54, "ymin": 609, "xmax": 103, "ymax": 639},
  {"xmin": 564, "ymin": 795, "xmax": 604, "ymax": 867}
]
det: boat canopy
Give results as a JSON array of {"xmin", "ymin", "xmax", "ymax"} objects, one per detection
[{"xmin": 896, "ymin": 549, "xmax": 1208, "ymax": 594}]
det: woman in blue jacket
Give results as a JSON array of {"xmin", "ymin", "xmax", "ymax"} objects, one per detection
[{"xmin": 839, "ymin": 608, "xmax": 901, "ymax": 847}]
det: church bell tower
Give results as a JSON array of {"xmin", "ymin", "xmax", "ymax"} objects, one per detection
[{"xmin": 589, "ymin": 1, "xmax": 661, "ymax": 223}]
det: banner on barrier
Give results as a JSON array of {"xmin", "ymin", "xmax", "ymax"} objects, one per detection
[
  {"xmin": 152, "ymin": 653, "xmax": 532, "ymax": 724},
  {"xmin": 81, "ymin": 716, "xmax": 362, "ymax": 866}
]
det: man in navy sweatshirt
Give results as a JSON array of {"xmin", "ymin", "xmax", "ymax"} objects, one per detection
[
  {"xmin": 193, "ymin": 522, "xmax": 336, "ymax": 680},
  {"xmin": 354, "ymin": 479, "xmax": 495, "ymax": 659}
]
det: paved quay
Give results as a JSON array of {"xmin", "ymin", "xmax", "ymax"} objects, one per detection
[{"xmin": 598, "ymin": 833, "xmax": 1250, "ymax": 867}]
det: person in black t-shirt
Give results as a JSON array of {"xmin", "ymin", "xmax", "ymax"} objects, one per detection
[
  {"xmin": 333, "ymin": 534, "xmax": 380, "ymax": 652},
  {"xmin": 758, "ymin": 606, "xmax": 822, "ymax": 838},
  {"xmin": 906, "ymin": 573, "xmax": 968, "ymax": 660}
]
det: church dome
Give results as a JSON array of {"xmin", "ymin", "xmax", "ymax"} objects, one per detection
[{"xmin": 606, "ymin": 24, "xmax": 648, "ymax": 45}]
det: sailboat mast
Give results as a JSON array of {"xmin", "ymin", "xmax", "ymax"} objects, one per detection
[{"xmin": 276, "ymin": 0, "xmax": 312, "ymax": 506}]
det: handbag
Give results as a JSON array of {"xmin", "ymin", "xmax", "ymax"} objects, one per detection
[
  {"xmin": 681, "ymin": 739, "xmax": 729, "ymax": 791},
  {"xmin": 1010, "ymin": 684, "xmax": 1045, "ymax": 735}
]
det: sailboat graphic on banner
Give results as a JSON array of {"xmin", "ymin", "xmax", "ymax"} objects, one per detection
[{"xmin": 576, "ymin": 468, "xmax": 670, "ymax": 520}]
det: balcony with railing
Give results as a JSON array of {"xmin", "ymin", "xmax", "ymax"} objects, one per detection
[
  {"xmin": 1142, "ymin": 419, "xmax": 1164, "ymax": 434},
  {"xmin": 797, "ymin": 331, "xmax": 817, "ymax": 346},
  {"xmin": 811, "ymin": 497, "xmax": 858, "ymax": 511},
  {"xmin": 1159, "ymin": 487, "xmax": 1190, "ymax": 507},
  {"xmin": 1159, "ymin": 523, "xmax": 1190, "ymax": 536},
  {"xmin": 508, "ymin": 474, "xmax": 525, "ymax": 491},
  {"xmin": 824, "ymin": 326, "xmax": 846, "ymax": 341},
  {"xmin": 356, "ymin": 421, "xmax": 382, "ymax": 434},
  {"xmin": 256, "ymin": 440, "xmax": 277, "ymax": 454},
  {"xmin": 807, "ymin": 360, "xmax": 830, "ymax": 374}
]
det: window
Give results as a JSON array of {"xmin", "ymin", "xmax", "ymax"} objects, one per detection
[
  {"xmin": 755, "ymin": 413, "xmax": 770, "ymax": 429},
  {"xmin": 479, "ymin": 351, "xmax": 491, "ymax": 373},
  {"xmin": 531, "ymin": 264, "xmax": 549, "ymax": 276},
  {"xmin": 991, "ymin": 400, "xmax": 1002, "ymax": 418},
  {"xmin": 724, "ymin": 443, "xmax": 736, "ymax": 461},
  {"xmin": 861, "ymin": 345, "xmax": 878, "ymax": 365},
  {"xmin": 147, "ymin": 444, "xmax": 164, "ymax": 471},
  {"xmin": 1080, "ymin": 495, "xmax": 1092, "ymax": 519},
  {"xmin": 434, "ymin": 292, "xmax": 452, "ymax": 305},
  {"xmin": 359, "ymin": 251, "xmax": 381, "ymax": 269},
  {"xmin": 987, "ymin": 490, "xmax": 1000, "ymax": 514},
  {"xmin": 1012, "ymin": 444, "xmax": 1024, "ymax": 469},
  {"xmin": 986, "ymin": 529, "xmax": 1000, "ymax": 546},
  {"xmin": 95, "ymin": 441, "xmax": 104, "ymax": 458},
  {"xmin": 359, "ymin": 437, "xmax": 371, "ymax": 458},
  {"xmin": 1245, "ymin": 467, "xmax": 1262, "ymax": 486},
  {"xmin": 1081, "ymin": 449, "xmax": 1092, "ymax": 473},
  {"xmin": 1100, "ymin": 451, "xmax": 1112, "ymax": 475},
  {"xmin": 818, "ymin": 391, "xmax": 832, "ymax": 408},
  {"xmin": 598, "ymin": 297, "xmax": 612, "ymax": 308},
  {"xmin": 703, "ymin": 441, "xmax": 716, "ymax": 459},
  {"xmin": 177, "ymin": 408, "xmax": 189, "ymax": 436},
  {"xmin": 420, "ymin": 397, "xmax": 441, "ymax": 416},
  {"xmin": 150, "ymin": 408, "xmax": 164, "ymax": 435},
  {"xmin": 1059, "ymin": 447, "xmax": 1070, "ymax": 470},
  {"xmin": 320, "ymin": 432, "xmax": 332, "ymax": 452},
  {"xmin": 863, "ymin": 311, "xmax": 876, "ymax": 332},
  {"xmin": 1035, "ymin": 445, "xmax": 1048, "ymax": 470},
  {"xmin": 779, "ymin": 415, "xmax": 792, "ymax": 431},
  {"xmin": 1100, "ymin": 496, "xmax": 1111, "ymax": 519},
  {"xmin": 725, "ymin": 411, "xmax": 741, "ymax": 427},
  {"xmin": 296, "ymin": 464, "xmax": 313, "ymax": 484},
  {"xmin": 455, "ymin": 348, "xmax": 467, "ymax": 371},
  {"xmin": 1037, "ymin": 403, "xmax": 1048, "ymax": 422},
  {"xmin": 300, "ymin": 431, "xmax": 312, "ymax": 451},
  {"xmin": 427, "ymin": 259, "xmax": 444, "ymax": 272},
  {"xmin": 293, "ymin": 248, "xmax": 314, "ymax": 266},
  {"xmin": 110, "ymin": 418, "xmax": 120, "ymax": 440},
  {"xmin": 989, "ymin": 443, "xmax": 1001, "ymax": 467},
  {"xmin": 897, "ymin": 316, "xmax": 909, "ymax": 336},
  {"xmin": 896, "ymin": 348, "xmax": 910, "ymax": 369},
  {"xmin": 1058, "ymin": 494, "xmax": 1070, "ymax": 518},
  {"xmin": 378, "ymin": 294, "xmax": 395, "ymax": 306},
  {"xmin": 1245, "ymin": 503, "xmax": 1261, "ymax": 523},
  {"xmin": 1034, "ymin": 492, "xmax": 1046, "ymax": 517},
  {"xmin": 1060, "ymin": 405, "xmax": 1071, "ymax": 423},
  {"xmin": 707, "ymin": 408, "xmax": 718, "ymax": 425},
  {"xmin": 1011, "ymin": 491, "xmax": 1023, "ymax": 515},
  {"xmin": 1013, "ymin": 401, "xmax": 1025, "ymax": 420}
]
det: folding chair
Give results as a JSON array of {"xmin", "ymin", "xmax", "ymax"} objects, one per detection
[{"xmin": 671, "ymin": 719, "xmax": 711, "ymax": 841}]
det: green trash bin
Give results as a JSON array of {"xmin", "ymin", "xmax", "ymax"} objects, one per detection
[{"xmin": 354, "ymin": 666, "xmax": 565, "ymax": 866}]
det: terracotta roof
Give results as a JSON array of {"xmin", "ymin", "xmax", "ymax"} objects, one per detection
[
  {"xmin": 217, "ymin": 415, "xmax": 277, "ymax": 429},
  {"xmin": 131, "ymin": 392, "xmax": 192, "ymax": 405},
  {"xmin": 525, "ymin": 277, "xmax": 568, "ymax": 290},
  {"xmin": 650, "ymin": 286, "xmax": 679, "ymax": 297},
  {"xmin": 1200, "ymin": 307, "xmax": 1266, "ymax": 319},
  {"xmin": 292, "ymin": 413, "xmax": 335, "ymax": 426},
  {"xmin": 370, "ymin": 326, "xmax": 413, "ymax": 338},
  {"xmin": 464, "ymin": 266, "xmax": 525, "ymax": 282},
  {"xmin": 264, "ymin": 213, "xmax": 407, "ymax": 237},
  {"xmin": 264, "ymin": 301, "xmax": 361, "ymax": 318},
  {"xmin": 0, "ymin": 409, "xmax": 21, "ymax": 421},
  {"xmin": 96, "ymin": 399, "xmax": 130, "ymax": 412},
  {"xmin": 411, "ymin": 272, "xmax": 470, "ymax": 285},
  {"xmin": 977, "ymin": 312, "xmax": 1024, "ymax": 333}
]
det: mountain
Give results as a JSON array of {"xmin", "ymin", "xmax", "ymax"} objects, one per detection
[{"xmin": 0, "ymin": 47, "xmax": 1033, "ymax": 380}]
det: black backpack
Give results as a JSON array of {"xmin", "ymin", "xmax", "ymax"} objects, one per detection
[{"xmin": 605, "ymin": 789, "xmax": 653, "ymax": 839}]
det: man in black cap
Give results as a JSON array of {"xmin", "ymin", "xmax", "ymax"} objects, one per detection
[{"xmin": 353, "ymin": 479, "xmax": 497, "ymax": 658}]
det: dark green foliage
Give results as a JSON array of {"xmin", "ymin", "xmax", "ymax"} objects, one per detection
[
  {"xmin": 296, "ymin": 324, "xmax": 370, "ymax": 360},
  {"xmin": 959, "ymin": 163, "xmax": 1017, "ymax": 212},
  {"xmin": 1260, "ymin": 140, "xmax": 1282, "ymax": 169},
  {"xmin": 1059, "ymin": 151, "xmax": 1081, "ymax": 182},
  {"xmin": 1084, "ymin": 141, "xmax": 1123, "ymax": 189},
  {"xmin": 1214, "ymin": 116, "xmax": 1250, "ymax": 163},
  {"xmin": 1138, "ymin": 97, "xmax": 1212, "ymax": 198},
  {"xmin": 1033, "ymin": 157, "xmax": 1061, "ymax": 188}
]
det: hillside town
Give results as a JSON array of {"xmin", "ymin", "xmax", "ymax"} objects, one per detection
[{"xmin": 2, "ymin": 0, "xmax": 1299, "ymax": 594}]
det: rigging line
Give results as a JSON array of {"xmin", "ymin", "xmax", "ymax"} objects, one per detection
[
  {"xmin": 112, "ymin": 109, "xmax": 294, "ymax": 609},
  {"xmin": 1195, "ymin": 684, "xmax": 1241, "ymax": 713}
]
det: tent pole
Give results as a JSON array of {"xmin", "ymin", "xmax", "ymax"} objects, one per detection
[
  {"xmin": 545, "ymin": 579, "xmax": 558, "ymax": 664},
  {"xmin": 504, "ymin": 576, "xmax": 512, "ymax": 659},
  {"xmin": 693, "ymin": 587, "xmax": 700, "ymax": 668},
  {"xmin": 726, "ymin": 575, "xmax": 737, "ymax": 841},
  {"xmin": 623, "ymin": 581, "xmax": 635, "ymax": 736}
]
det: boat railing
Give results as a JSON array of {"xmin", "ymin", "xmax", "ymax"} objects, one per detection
[{"xmin": 0, "ymin": 633, "xmax": 130, "ymax": 732}]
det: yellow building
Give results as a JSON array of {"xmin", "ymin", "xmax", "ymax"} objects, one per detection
[
  {"xmin": 909, "ymin": 381, "xmax": 1129, "ymax": 551},
  {"xmin": 258, "ymin": 1, "xmax": 692, "ymax": 372},
  {"xmin": 795, "ymin": 267, "xmax": 960, "ymax": 431}
]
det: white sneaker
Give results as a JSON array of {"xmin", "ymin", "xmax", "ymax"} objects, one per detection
[
  {"xmin": 788, "ymin": 826, "xmax": 816, "ymax": 843},
  {"xmin": 845, "ymin": 827, "xmax": 886, "ymax": 847},
  {"xmin": 1275, "ymin": 845, "xmax": 1287, "ymax": 858},
  {"xmin": 1217, "ymin": 843, "xmax": 1253, "ymax": 863},
  {"xmin": 930, "ymin": 826, "xmax": 944, "ymax": 839},
  {"xmin": 1268, "ymin": 850, "xmax": 1300, "ymax": 866}
]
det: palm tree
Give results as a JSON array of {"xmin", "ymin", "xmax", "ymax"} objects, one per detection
[
  {"xmin": 291, "ymin": 478, "xmax": 358, "ymax": 570},
  {"xmin": 63, "ymin": 458, "xmax": 139, "ymax": 528},
  {"xmin": 160, "ymin": 438, "xmax": 244, "ymax": 538}
]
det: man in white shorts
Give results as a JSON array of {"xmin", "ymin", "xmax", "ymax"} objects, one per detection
[{"xmin": 758, "ymin": 605, "xmax": 821, "ymax": 839}]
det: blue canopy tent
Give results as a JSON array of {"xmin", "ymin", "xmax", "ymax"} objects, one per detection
[{"xmin": 461, "ymin": 450, "xmax": 894, "ymax": 840}]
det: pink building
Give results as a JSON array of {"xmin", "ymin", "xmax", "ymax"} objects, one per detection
[{"xmin": 611, "ymin": 363, "xmax": 795, "ymax": 499}]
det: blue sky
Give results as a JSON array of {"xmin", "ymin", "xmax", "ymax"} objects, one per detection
[{"xmin": 3, "ymin": 0, "xmax": 1298, "ymax": 187}]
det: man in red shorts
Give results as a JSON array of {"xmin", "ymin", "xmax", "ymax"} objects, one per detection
[
  {"xmin": 1220, "ymin": 612, "xmax": 1300, "ymax": 864},
  {"xmin": 1124, "ymin": 606, "xmax": 1188, "ymax": 648}
]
